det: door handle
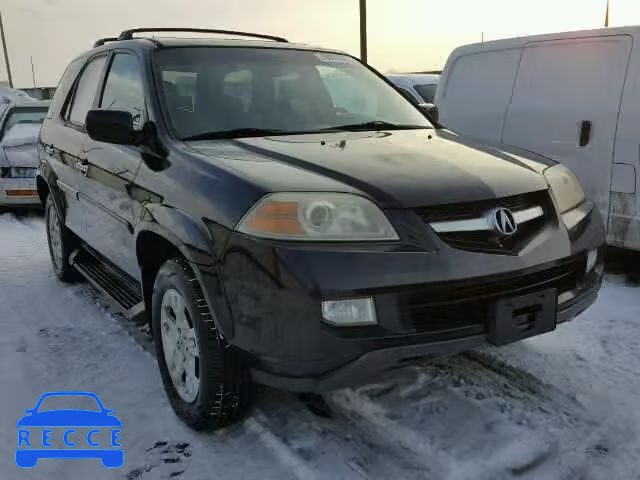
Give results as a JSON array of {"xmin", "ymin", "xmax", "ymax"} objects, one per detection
[
  {"xmin": 44, "ymin": 145, "xmax": 54, "ymax": 155},
  {"xmin": 76, "ymin": 161, "xmax": 89, "ymax": 174},
  {"xmin": 579, "ymin": 120, "xmax": 592, "ymax": 147}
]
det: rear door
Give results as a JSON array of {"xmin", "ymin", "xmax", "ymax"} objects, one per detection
[
  {"xmin": 41, "ymin": 55, "xmax": 107, "ymax": 236},
  {"xmin": 80, "ymin": 51, "xmax": 145, "ymax": 277},
  {"xmin": 502, "ymin": 35, "xmax": 632, "ymax": 222}
]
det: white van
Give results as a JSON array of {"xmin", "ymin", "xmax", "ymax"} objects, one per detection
[{"xmin": 435, "ymin": 26, "xmax": 640, "ymax": 250}]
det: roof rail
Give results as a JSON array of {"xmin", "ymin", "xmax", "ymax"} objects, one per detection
[
  {"xmin": 93, "ymin": 37, "xmax": 118, "ymax": 48},
  {"xmin": 117, "ymin": 28, "xmax": 288, "ymax": 43}
]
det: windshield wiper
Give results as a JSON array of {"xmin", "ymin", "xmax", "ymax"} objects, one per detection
[
  {"xmin": 322, "ymin": 121, "xmax": 430, "ymax": 131},
  {"xmin": 183, "ymin": 128, "xmax": 291, "ymax": 141}
]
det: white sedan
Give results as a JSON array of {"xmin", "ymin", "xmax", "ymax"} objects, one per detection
[{"xmin": 0, "ymin": 101, "xmax": 49, "ymax": 208}]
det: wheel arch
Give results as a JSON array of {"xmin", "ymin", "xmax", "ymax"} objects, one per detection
[
  {"xmin": 134, "ymin": 205, "xmax": 234, "ymax": 338},
  {"xmin": 36, "ymin": 173, "xmax": 65, "ymax": 220}
]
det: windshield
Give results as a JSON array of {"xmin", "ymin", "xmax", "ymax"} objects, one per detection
[
  {"xmin": 1, "ymin": 107, "xmax": 48, "ymax": 140},
  {"xmin": 414, "ymin": 84, "xmax": 438, "ymax": 104},
  {"xmin": 36, "ymin": 395, "xmax": 102, "ymax": 412},
  {"xmin": 154, "ymin": 48, "xmax": 432, "ymax": 139}
]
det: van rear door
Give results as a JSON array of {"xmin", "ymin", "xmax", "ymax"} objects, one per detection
[{"xmin": 501, "ymin": 35, "xmax": 632, "ymax": 224}]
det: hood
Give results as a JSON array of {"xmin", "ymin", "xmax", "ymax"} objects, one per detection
[{"xmin": 188, "ymin": 129, "xmax": 549, "ymax": 208}]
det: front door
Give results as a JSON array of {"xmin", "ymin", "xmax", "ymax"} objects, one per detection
[{"xmin": 80, "ymin": 52, "xmax": 145, "ymax": 278}]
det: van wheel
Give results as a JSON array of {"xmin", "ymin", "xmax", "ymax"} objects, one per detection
[
  {"xmin": 45, "ymin": 194, "xmax": 80, "ymax": 282},
  {"xmin": 152, "ymin": 258, "xmax": 252, "ymax": 430}
]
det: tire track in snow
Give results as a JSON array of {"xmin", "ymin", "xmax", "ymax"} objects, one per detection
[
  {"xmin": 255, "ymin": 388, "xmax": 434, "ymax": 479},
  {"xmin": 326, "ymin": 353, "xmax": 603, "ymax": 480}
]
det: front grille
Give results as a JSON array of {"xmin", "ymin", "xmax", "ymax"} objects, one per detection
[
  {"xmin": 415, "ymin": 190, "xmax": 554, "ymax": 255},
  {"xmin": 402, "ymin": 257, "xmax": 579, "ymax": 333}
]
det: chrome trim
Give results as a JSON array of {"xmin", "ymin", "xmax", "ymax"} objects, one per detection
[
  {"xmin": 430, "ymin": 217, "xmax": 488, "ymax": 233},
  {"xmin": 513, "ymin": 206, "xmax": 544, "ymax": 224},
  {"xmin": 430, "ymin": 205, "xmax": 544, "ymax": 233},
  {"xmin": 56, "ymin": 180, "xmax": 79, "ymax": 200}
]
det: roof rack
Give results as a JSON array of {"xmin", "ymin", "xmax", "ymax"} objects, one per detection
[
  {"xmin": 116, "ymin": 28, "xmax": 288, "ymax": 43},
  {"xmin": 93, "ymin": 37, "xmax": 118, "ymax": 48}
]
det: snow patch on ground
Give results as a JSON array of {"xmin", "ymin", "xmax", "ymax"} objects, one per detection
[{"xmin": 1, "ymin": 212, "xmax": 639, "ymax": 479}]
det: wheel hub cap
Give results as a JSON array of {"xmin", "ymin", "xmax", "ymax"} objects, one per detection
[{"xmin": 160, "ymin": 289, "xmax": 200, "ymax": 403}]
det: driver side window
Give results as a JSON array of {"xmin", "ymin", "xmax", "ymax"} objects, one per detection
[{"xmin": 100, "ymin": 53, "xmax": 146, "ymax": 130}]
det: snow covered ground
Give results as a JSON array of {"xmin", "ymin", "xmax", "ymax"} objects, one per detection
[{"xmin": 1, "ymin": 211, "xmax": 639, "ymax": 480}]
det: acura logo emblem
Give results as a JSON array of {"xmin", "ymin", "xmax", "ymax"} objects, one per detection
[{"xmin": 492, "ymin": 208, "xmax": 518, "ymax": 236}]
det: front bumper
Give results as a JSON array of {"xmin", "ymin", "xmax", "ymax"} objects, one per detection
[
  {"xmin": 212, "ymin": 204, "xmax": 605, "ymax": 391},
  {"xmin": 251, "ymin": 271, "xmax": 601, "ymax": 392}
]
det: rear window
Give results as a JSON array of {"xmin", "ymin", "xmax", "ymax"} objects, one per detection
[{"xmin": 0, "ymin": 107, "xmax": 48, "ymax": 140}]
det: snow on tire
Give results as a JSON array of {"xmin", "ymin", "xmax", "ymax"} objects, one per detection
[
  {"xmin": 152, "ymin": 257, "xmax": 251, "ymax": 430},
  {"xmin": 45, "ymin": 194, "xmax": 80, "ymax": 282}
]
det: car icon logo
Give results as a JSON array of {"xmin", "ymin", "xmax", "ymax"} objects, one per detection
[
  {"xmin": 492, "ymin": 207, "xmax": 518, "ymax": 236},
  {"xmin": 15, "ymin": 391, "xmax": 123, "ymax": 468}
]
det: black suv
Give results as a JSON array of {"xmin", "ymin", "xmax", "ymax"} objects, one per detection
[{"xmin": 38, "ymin": 28, "xmax": 605, "ymax": 430}]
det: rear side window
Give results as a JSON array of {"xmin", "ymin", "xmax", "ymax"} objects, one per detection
[
  {"xmin": 100, "ymin": 53, "xmax": 146, "ymax": 130},
  {"xmin": 47, "ymin": 58, "xmax": 84, "ymax": 119},
  {"xmin": 68, "ymin": 56, "xmax": 107, "ymax": 126}
]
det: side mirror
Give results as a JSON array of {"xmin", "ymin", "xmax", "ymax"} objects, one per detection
[
  {"xmin": 86, "ymin": 110, "xmax": 137, "ymax": 145},
  {"xmin": 419, "ymin": 103, "xmax": 439, "ymax": 122}
]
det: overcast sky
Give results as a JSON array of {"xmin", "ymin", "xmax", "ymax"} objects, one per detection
[{"xmin": 0, "ymin": 0, "xmax": 636, "ymax": 87}]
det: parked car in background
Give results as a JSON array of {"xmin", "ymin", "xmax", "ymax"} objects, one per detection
[
  {"xmin": 386, "ymin": 73, "xmax": 440, "ymax": 104},
  {"xmin": 39, "ymin": 28, "xmax": 604, "ymax": 431},
  {"xmin": 0, "ymin": 100, "xmax": 49, "ymax": 208},
  {"xmin": 0, "ymin": 87, "xmax": 34, "ymax": 117},
  {"xmin": 436, "ymin": 26, "xmax": 640, "ymax": 251}
]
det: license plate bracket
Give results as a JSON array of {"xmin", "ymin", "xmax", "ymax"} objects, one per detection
[{"xmin": 488, "ymin": 289, "xmax": 557, "ymax": 346}]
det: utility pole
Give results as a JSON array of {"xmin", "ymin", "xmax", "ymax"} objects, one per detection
[
  {"xmin": 359, "ymin": 0, "xmax": 367, "ymax": 63},
  {"xmin": 30, "ymin": 56, "xmax": 36, "ymax": 88},
  {"xmin": 604, "ymin": 0, "xmax": 610, "ymax": 27},
  {"xmin": 0, "ymin": 10, "xmax": 14, "ymax": 88}
]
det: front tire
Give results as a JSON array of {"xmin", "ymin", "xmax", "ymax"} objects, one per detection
[
  {"xmin": 45, "ymin": 194, "xmax": 79, "ymax": 282},
  {"xmin": 152, "ymin": 258, "xmax": 251, "ymax": 430}
]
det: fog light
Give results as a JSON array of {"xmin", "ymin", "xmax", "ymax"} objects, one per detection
[
  {"xmin": 586, "ymin": 249, "xmax": 598, "ymax": 273},
  {"xmin": 321, "ymin": 298, "xmax": 377, "ymax": 326}
]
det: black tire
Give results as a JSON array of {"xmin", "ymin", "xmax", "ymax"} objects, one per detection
[
  {"xmin": 152, "ymin": 258, "xmax": 252, "ymax": 430},
  {"xmin": 45, "ymin": 194, "xmax": 80, "ymax": 282}
]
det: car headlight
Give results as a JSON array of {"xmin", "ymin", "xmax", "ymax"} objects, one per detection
[
  {"xmin": 543, "ymin": 164, "xmax": 586, "ymax": 214},
  {"xmin": 236, "ymin": 192, "xmax": 399, "ymax": 241}
]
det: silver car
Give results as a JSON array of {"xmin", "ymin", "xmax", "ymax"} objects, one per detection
[{"xmin": 0, "ymin": 100, "xmax": 50, "ymax": 208}]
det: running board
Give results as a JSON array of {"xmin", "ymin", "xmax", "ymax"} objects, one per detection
[{"xmin": 70, "ymin": 247, "xmax": 146, "ymax": 323}]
